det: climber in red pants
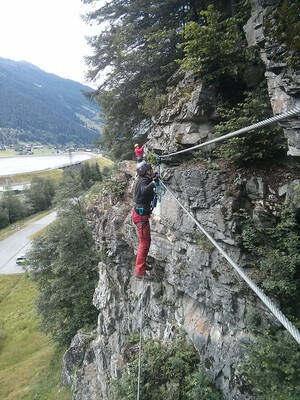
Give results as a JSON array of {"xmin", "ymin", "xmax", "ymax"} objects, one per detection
[{"xmin": 132, "ymin": 161, "xmax": 158, "ymax": 281}]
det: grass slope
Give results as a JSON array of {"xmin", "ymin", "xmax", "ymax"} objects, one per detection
[
  {"xmin": 0, "ymin": 155, "xmax": 114, "ymax": 185},
  {"xmin": 0, "ymin": 274, "xmax": 71, "ymax": 400}
]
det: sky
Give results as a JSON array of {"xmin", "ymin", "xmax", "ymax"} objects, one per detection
[{"xmin": 0, "ymin": 0, "xmax": 101, "ymax": 87}]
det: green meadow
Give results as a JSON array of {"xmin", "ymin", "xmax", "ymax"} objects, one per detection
[{"xmin": 0, "ymin": 274, "xmax": 71, "ymax": 400}]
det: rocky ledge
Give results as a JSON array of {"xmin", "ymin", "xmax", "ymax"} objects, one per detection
[{"xmin": 62, "ymin": 159, "xmax": 299, "ymax": 399}]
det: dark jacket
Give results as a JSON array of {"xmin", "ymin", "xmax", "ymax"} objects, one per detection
[{"xmin": 134, "ymin": 176, "xmax": 155, "ymax": 212}]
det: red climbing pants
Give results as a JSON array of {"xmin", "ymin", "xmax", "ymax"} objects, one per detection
[{"xmin": 132, "ymin": 210, "xmax": 151, "ymax": 276}]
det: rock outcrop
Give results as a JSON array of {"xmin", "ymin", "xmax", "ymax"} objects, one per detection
[
  {"xmin": 244, "ymin": 0, "xmax": 300, "ymax": 157},
  {"xmin": 62, "ymin": 1, "xmax": 300, "ymax": 398},
  {"xmin": 62, "ymin": 156, "xmax": 299, "ymax": 399}
]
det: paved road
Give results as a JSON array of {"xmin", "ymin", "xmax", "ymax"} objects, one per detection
[
  {"xmin": 0, "ymin": 181, "xmax": 31, "ymax": 192},
  {"xmin": 0, "ymin": 211, "xmax": 57, "ymax": 274}
]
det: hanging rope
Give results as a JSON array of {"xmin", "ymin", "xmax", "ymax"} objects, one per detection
[
  {"xmin": 159, "ymin": 106, "xmax": 300, "ymax": 158},
  {"xmin": 137, "ymin": 287, "xmax": 144, "ymax": 400},
  {"xmin": 160, "ymin": 179, "xmax": 300, "ymax": 345}
]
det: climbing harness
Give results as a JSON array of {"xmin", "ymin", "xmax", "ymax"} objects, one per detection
[
  {"xmin": 152, "ymin": 181, "xmax": 166, "ymax": 208},
  {"xmin": 158, "ymin": 106, "xmax": 300, "ymax": 159},
  {"xmin": 160, "ymin": 179, "xmax": 300, "ymax": 345},
  {"xmin": 152, "ymin": 156, "xmax": 166, "ymax": 209}
]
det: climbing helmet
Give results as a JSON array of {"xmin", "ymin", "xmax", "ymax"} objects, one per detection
[{"xmin": 136, "ymin": 161, "xmax": 152, "ymax": 176}]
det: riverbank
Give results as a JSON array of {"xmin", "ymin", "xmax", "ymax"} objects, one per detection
[
  {"xmin": 0, "ymin": 155, "xmax": 114, "ymax": 185},
  {"xmin": 0, "ymin": 152, "xmax": 97, "ymax": 176}
]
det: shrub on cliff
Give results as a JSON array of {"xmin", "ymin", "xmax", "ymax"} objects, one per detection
[
  {"xmin": 179, "ymin": 4, "xmax": 257, "ymax": 88},
  {"xmin": 237, "ymin": 187, "xmax": 300, "ymax": 396},
  {"xmin": 215, "ymin": 84, "xmax": 286, "ymax": 164},
  {"xmin": 238, "ymin": 187, "xmax": 300, "ymax": 308},
  {"xmin": 239, "ymin": 329, "xmax": 300, "ymax": 399},
  {"xmin": 112, "ymin": 338, "xmax": 222, "ymax": 400}
]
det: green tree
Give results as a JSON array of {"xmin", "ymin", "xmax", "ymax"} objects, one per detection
[
  {"xmin": 178, "ymin": 3, "xmax": 257, "ymax": 89},
  {"xmin": 80, "ymin": 162, "xmax": 92, "ymax": 189},
  {"xmin": 26, "ymin": 170, "xmax": 99, "ymax": 345},
  {"xmin": 80, "ymin": 162, "xmax": 102, "ymax": 189},
  {"xmin": 83, "ymin": 0, "xmax": 231, "ymax": 159},
  {"xmin": 90, "ymin": 162, "xmax": 102, "ymax": 183},
  {"xmin": 1, "ymin": 191, "xmax": 26, "ymax": 223},
  {"xmin": 0, "ymin": 203, "xmax": 9, "ymax": 228},
  {"xmin": 24, "ymin": 177, "xmax": 56, "ymax": 213}
]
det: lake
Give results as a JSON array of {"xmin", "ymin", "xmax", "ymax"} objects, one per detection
[{"xmin": 0, "ymin": 152, "xmax": 95, "ymax": 176}]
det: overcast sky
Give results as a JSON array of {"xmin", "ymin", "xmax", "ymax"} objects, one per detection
[{"xmin": 0, "ymin": 0, "xmax": 101, "ymax": 87}]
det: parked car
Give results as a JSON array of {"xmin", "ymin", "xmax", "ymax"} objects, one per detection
[{"xmin": 16, "ymin": 254, "xmax": 27, "ymax": 265}]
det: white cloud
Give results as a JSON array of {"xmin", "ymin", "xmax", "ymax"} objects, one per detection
[{"xmin": 0, "ymin": 0, "xmax": 100, "ymax": 86}]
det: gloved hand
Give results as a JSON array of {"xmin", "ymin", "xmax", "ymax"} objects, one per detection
[{"xmin": 153, "ymin": 173, "xmax": 159, "ymax": 183}]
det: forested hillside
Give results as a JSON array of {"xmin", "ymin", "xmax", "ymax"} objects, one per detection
[
  {"xmin": 85, "ymin": 0, "xmax": 299, "ymax": 161},
  {"xmin": 0, "ymin": 57, "xmax": 103, "ymax": 146}
]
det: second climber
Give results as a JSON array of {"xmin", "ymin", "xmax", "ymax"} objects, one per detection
[{"xmin": 134, "ymin": 143, "xmax": 144, "ymax": 163}]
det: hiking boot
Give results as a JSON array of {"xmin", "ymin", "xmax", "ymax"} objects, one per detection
[
  {"xmin": 135, "ymin": 274, "xmax": 153, "ymax": 282},
  {"xmin": 145, "ymin": 265, "xmax": 153, "ymax": 271}
]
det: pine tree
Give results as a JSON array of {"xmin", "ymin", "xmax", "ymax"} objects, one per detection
[{"xmin": 83, "ymin": 0, "xmax": 227, "ymax": 159}]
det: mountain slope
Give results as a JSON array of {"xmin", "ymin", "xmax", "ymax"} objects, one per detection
[{"xmin": 0, "ymin": 58, "xmax": 102, "ymax": 146}]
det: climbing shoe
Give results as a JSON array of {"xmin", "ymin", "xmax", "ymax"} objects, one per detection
[{"xmin": 135, "ymin": 274, "xmax": 153, "ymax": 281}]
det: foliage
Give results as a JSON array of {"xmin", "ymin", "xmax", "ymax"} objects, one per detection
[
  {"xmin": 236, "ymin": 186, "xmax": 300, "ymax": 397},
  {"xmin": 105, "ymin": 179, "xmax": 126, "ymax": 200},
  {"xmin": 111, "ymin": 338, "xmax": 222, "ymax": 400},
  {"xmin": 83, "ymin": 0, "xmax": 220, "ymax": 159},
  {"xmin": 0, "ymin": 177, "xmax": 56, "ymax": 228},
  {"xmin": 264, "ymin": 0, "xmax": 300, "ymax": 69},
  {"xmin": 145, "ymin": 152, "xmax": 159, "ymax": 166},
  {"xmin": 0, "ymin": 274, "xmax": 71, "ymax": 400},
  {"xmin": 178, "ymin": 4, "xmax": 258, "ymax": 87},
  {"xmin": 80, "ymin": 161, "xmax": 102, "ymax": 189},
  {"xmin": 239, "ymin": 329, "xmax": 300, "ymax": 399},
  {"xmin": 194, "ymin": 230, "xmax": 215, "ymax": 253},
  {"xmin": 24, "ymin": 176, "xmax": 56, "ymax": 213},
  {"xmin": 141, "ymin": 87, "xmax": 168, "ymax": 117},
  {"xmin": 26, "ymin": 170, "xmax": 100, "ymax": 345},
  {"xmin": 238, "ymin": 189, "xmax": 300, "ymax": 310},
  {"xmin": 215, "ymin": 84, "xmax": 286, "ymax": 164}
]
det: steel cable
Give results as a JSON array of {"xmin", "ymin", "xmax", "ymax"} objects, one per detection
[
  {"xmin": 159, "ymin": 106, "xmax": 300, "ymax": 158},
  {"xmin": 161, "ymin": 180, "xmax": 300, "ymax": 345},
  {"xmin": 137, "ymin": 287, "xmax": 144, "ymax": 400}
]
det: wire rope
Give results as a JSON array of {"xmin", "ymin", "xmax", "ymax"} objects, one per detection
[
  {"xmin": 159, "ymin": 106, "xmax": 300, "ymax": 158},
  {"xmin": 137, "ymin": 287, "xmax": 144, "ymax": 400},
  {"xmin": 161, "ymin": 179, "xmax": 300, "ymax": 345}
]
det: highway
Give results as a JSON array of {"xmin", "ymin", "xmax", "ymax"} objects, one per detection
[{"xmin": 0, "ymin": 211, "xmax": 57, "ymax": 274}]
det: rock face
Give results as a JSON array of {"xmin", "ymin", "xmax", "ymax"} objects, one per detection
[
  {"xmin": 146, "ymin": 71, "xmax": 218, "ymax": 157},
  {"xmin": 62, "ymin": 2, "xmax": 300, "ymax": 399},
  {"xmin": 243, "ymin": 0, "xmax": 300, "ymax": 157},
  {"xmin": 63, "ymin": 158, "xmax": 299, "ymax": 399}
]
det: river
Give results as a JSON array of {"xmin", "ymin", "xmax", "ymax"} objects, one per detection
[{"xmin": 0, "ymin": 152, "xmax": 95, "ymax": 176}]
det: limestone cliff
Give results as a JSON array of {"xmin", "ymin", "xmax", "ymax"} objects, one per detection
[{"xmin": 62, "ymin": 1, "xmax": 300, "ymax": 399}]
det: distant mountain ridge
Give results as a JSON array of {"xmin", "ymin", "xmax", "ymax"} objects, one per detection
[{"xmin": 0, "ymin": 57, "xmax": 102, "ymax": 146}]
